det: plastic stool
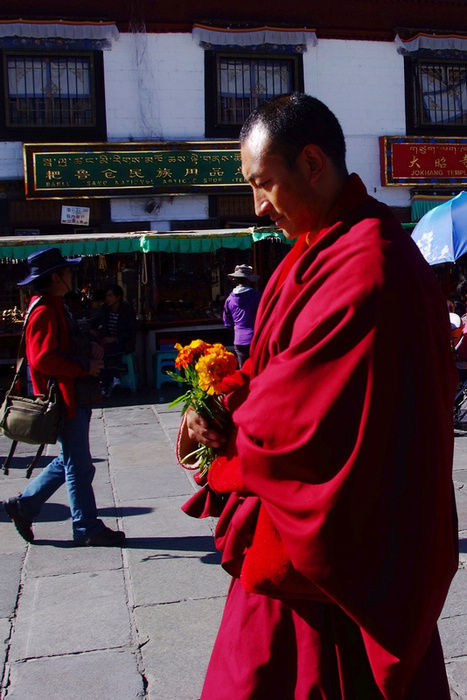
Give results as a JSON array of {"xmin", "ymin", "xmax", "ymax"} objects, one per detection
[
  {"xmin": 120, "ymin": 353, "xmax": 138, "ymax": 393},
  {"xmin": 154, "ymin": 350, "xmax": 179, "ymax": 389}
]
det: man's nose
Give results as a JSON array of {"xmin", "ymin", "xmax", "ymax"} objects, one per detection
[{"xmin": 253, "ymin": 190, "xmax": 271, "ymax": 218}]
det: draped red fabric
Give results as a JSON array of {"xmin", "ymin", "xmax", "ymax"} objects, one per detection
[
  {"xmin": 183, "ymin": 174, "xmax": 458, "ymax": 699},
  {"xmin": 233, "ymin": 175, "xmax": 459, "ymax": 698}
]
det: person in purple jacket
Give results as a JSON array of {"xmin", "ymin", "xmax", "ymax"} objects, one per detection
[{"xmin": 223, "ymin": 264, "xmax": 261, "ymax": 367}]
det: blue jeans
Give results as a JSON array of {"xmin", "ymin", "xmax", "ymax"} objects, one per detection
[{"xmin": 18, "ymin": 406, "xmax": 104, "ymax": 540}]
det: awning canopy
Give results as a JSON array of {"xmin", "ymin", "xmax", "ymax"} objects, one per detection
[
  {"xmin": 0, "ymin": 19, "xmax": 119, "ymax": 42},
  {"xmin": 411, "ymin": 194, "xmax": 456, "ymax": 222},
  {"xmin": 0, "ymin": 228, "xmax": 290, "ymax": 261},
  {"xmin": 192, "ymin": 24, "xmax": 317, "ymax": 48},
  {"xmin": 395, "ymin": 32, "xmax": 467, "ymax": 54},
  {"xmin": 0, "ymin": 233, "xmax": 142, "ymax": 261},
  {"xmin": 140, "ymin": 229, "xmax": 253, "ymax": 254}
]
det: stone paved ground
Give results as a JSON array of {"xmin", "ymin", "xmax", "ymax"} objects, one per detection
[{"xmin": 0, "ymin": 388, "xmax": 466, "ymax": 699}]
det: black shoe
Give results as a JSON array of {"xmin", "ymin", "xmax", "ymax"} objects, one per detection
[
  {"xmin": 4, "ymin": 498, "xmax": 34, "ymax": 543},
  {"xmin": 74, "ymin": 526, "xmax": 126, "ymax": 547}
]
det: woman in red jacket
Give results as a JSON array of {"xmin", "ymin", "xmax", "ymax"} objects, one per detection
[{"xmin": 3, "ymin": 248, "xmax": 125, "ymax": 547}]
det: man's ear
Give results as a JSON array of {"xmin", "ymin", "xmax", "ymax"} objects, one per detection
[{"xmin": 301, "ymin": 144, "xmax": 327, "ymax": 182}]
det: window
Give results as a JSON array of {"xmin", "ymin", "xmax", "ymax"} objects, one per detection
[
  {"xmin": 205, "ymin": 51, "xmax": 303, "ymax": 137},
  {"xmin": 0, "ymin": 51, "xmax": 106, "ymax": 141},
  {"xmin": 405, "ymin": 56, "xmax": 467, "ymax": 135}
]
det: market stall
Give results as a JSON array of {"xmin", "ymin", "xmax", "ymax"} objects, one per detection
[{"xmin": 0, "ymin": 227, "xmax": 291, "ymax": 387}]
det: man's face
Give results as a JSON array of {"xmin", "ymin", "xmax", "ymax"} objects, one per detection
[
  {"xmin": 241, "ymin": 125, "xmax": 321, "ymax": 239},
  {"xmin": 105, "ymin": 290, "xmax": 119, "ymax": 308}
]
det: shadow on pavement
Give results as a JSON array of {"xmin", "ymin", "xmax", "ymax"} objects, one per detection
[
  {"xmin": 30, "ymin": 534, "xmax": 220, "ymax": 562},
  {"xmin": 125, "ymin": 535, "xmax": 216, "ymax": 551},
  {"xmin": 37, "ymin": 503, "xmax": 156, "ymax": 522},
  {"xmin": 0, "ymin": 456, "xmax": 107, "ymax": 471},
  {"xmin": 0, "ymin": 502, "xmax": 155, "ymax": 524},
  {"xmin": 99, "ymin": 386, "xmax": 184, "ymax": 408}
]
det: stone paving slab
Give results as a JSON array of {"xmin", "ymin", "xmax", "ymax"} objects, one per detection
[
  {"xmin": 454, "ymin": 488, "xmax": 467, "ymax": 532},
  {"xmin": 0, "ymin": 552, "xmax": 24, "ymax": 618},
  {"xmin": 126, "ymin": 536, "xmax": 228, "ymax": 607},
  {"xmin": 121, "ymin": 495, "xmax": 215, "ymax": 540},
  {"xmin": 135, "ymin": 597, "xmax": 226, "ymax": 700},
  {"xmin": 107, "ymin": 443, "xmax": 171, "ymax": 470},
  {"xmin": 0, "ymin": 618, "xmax": 11, "ymax": 679},
  {"xmin": 446, "ymin": 658, "xmax": 467, "ymax": 700},
  {"xmin": 112, "ymin": 464, "xmax": 191, "ymax": 503},
  {"xmin": 102, "ymin": 405, "xmax": 158, "ymax": 427},
  {"xmin": 9, "ymin": 568, "xmax": 130, "ymax": 661},
  {"xmin": 439, "ymin": 600, "xmax": 467, "ymax": 660},
  {"xmin": 442, "ymin": 568, "xmax": 467, "ymax": 619},
  {"xmin": 6, "ymin": 649, "xmax": 144, "ymax": 700},
  {"xmin": 0, "ymin": 522, "xmax": 27, "ymax": 556},
  {"xmin": 24, "ymin": 537, "xmax": 123, "ymax": 577}
]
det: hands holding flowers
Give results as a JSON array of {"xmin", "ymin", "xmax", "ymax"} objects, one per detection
[{"xmin": 169, "ymin": 340, "xmax": 238, "ymax": 476}]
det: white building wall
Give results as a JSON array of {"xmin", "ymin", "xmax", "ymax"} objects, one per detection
[
  {"xmin": 0, "ymin": 142, "xmax": 25, "ymax": 180},
  {"xmin": 0, "ymin": 33, "xmax": 412, "ymax": 221},
  {"xmin": 302, "ymin": 39, "xmax": 410, "ymax": 208},
  {"xmin": 110, "ymin": 195, "xmax": 208, "ymax": 231},
  {"xmin": 104, "ymin": 33, "xmax": 205, "ymax": 142},
  {"xmin": 105, "ymin": 32, "xmax": 208, "ymax": 227}
]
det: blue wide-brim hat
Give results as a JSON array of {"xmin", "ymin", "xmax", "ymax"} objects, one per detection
[{"xmin": 18, "ymin": 247, "xmax": 82, "ymax": 286}]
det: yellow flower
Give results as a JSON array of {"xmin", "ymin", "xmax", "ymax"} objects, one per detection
[
  {"xmin": 175, "ymin": 339, "xmax": 210, "ymax": 369},
  {"xmin": 195, "ymin": 348, "xmax": 237, "ymax": 395},
  {"xmin": 169, "ymin": 339, "xmax": 238, "ymax": 475}
]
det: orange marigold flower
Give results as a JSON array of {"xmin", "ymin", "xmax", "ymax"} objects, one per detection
[
  {"xmin": 195, "ymin": 349, "xmax": 237, "ymax": 395},
  {"xmin": 175, "ymin": 339, "xmax": 210, "ymax": 369},
  {"xmin": 169, "ymin": 339, "xmax": 238, "ymax": 475}
]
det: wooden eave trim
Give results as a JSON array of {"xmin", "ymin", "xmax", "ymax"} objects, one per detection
[{"xmin": 117, "ymin": 22, "xmax": 396, "ymax": 42}]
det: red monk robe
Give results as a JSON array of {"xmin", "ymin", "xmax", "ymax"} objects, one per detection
[{"xmin": 179, "ymin": 174, "xmax": 458, "ymax": 699}]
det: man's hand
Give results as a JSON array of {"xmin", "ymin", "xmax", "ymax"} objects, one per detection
[
  {"xmin": 90, "ymin": 342, "xmax": 104, "ymax": 360},
  {"xmin": 186, "ymin": 406, "xmax": 225, "ymax": 449},
  {"xmin": 89, "ymin": 358, "xmax": 105, "ymax": 377}
]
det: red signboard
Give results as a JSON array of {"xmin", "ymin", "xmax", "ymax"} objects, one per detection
[{"xmin": 380, "ymin": 136, "xmax": 467, "ymax": 186}]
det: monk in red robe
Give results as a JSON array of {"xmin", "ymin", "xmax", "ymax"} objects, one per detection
[{"xmin": 179, "ymin": 94, "xmax": 458, "ymax": 699}]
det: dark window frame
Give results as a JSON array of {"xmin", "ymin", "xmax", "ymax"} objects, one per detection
[
  {"xmin": 0, "ymin": 49, "xmax": 106, "ymax": 141},
  {"xmin": 405, "ymin": 55, "xmax": 467, "ymax": 136},
  {"xmin": 205, "ymin": 49, "xmax": 303, "ymax": 138}
]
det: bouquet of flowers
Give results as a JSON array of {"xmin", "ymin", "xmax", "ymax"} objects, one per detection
[{"xmin": 168, "ymin": 340, "xmax": 238, "ymax": 475}]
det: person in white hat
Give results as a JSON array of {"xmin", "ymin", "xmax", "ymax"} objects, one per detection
[{"xmin": 223, "ymin": 264, "xmax": 261, "ymax": 367}]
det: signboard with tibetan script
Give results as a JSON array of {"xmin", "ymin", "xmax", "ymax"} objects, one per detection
[
  {"xmin": 23, "ymin": 142, "xmax": 248, "ymax": 199},
  {"xmin": 380, "ymin": 136, "xmax": 467, "ymax": 186}
]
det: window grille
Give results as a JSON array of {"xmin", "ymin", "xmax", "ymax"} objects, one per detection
[
  {"xmin": 5, "ymin": 53, "xmax": 95, "ymax": 127},
  {"xmin": 205, "ymin": 51, "xmax": 302, "ymax": 137},
  {"xmin": 217, "ymin": 55, "xmax": 295, "ymax": 125},
  {"xmin": 407, "ymin": 57, "xmax": 467, "ymax": 133}
]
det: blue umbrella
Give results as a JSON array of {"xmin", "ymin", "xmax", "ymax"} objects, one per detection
[{"xmin": 411, "ymin": 191, "xmax": 467, "ymax": 264}]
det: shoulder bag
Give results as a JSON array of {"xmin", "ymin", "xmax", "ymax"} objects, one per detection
[{"xmin": 0, "ymin": 297, "xmax": 64, "ymax": 477}]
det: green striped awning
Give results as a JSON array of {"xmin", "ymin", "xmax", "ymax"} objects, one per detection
[
  {"xmin": 0, "ymin": 233, "xmax": 143, "ymax": 260},
  {"xmin": 139, "ymin": 230, "xmax": 253, "ymax": 254},
  {"xmin": 411, "ymin": 194, "xmax": 456, "ymax": 222},
  {"xmin": 0, "ymin": 227, "xmax": 291, "ymax": 261}
]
